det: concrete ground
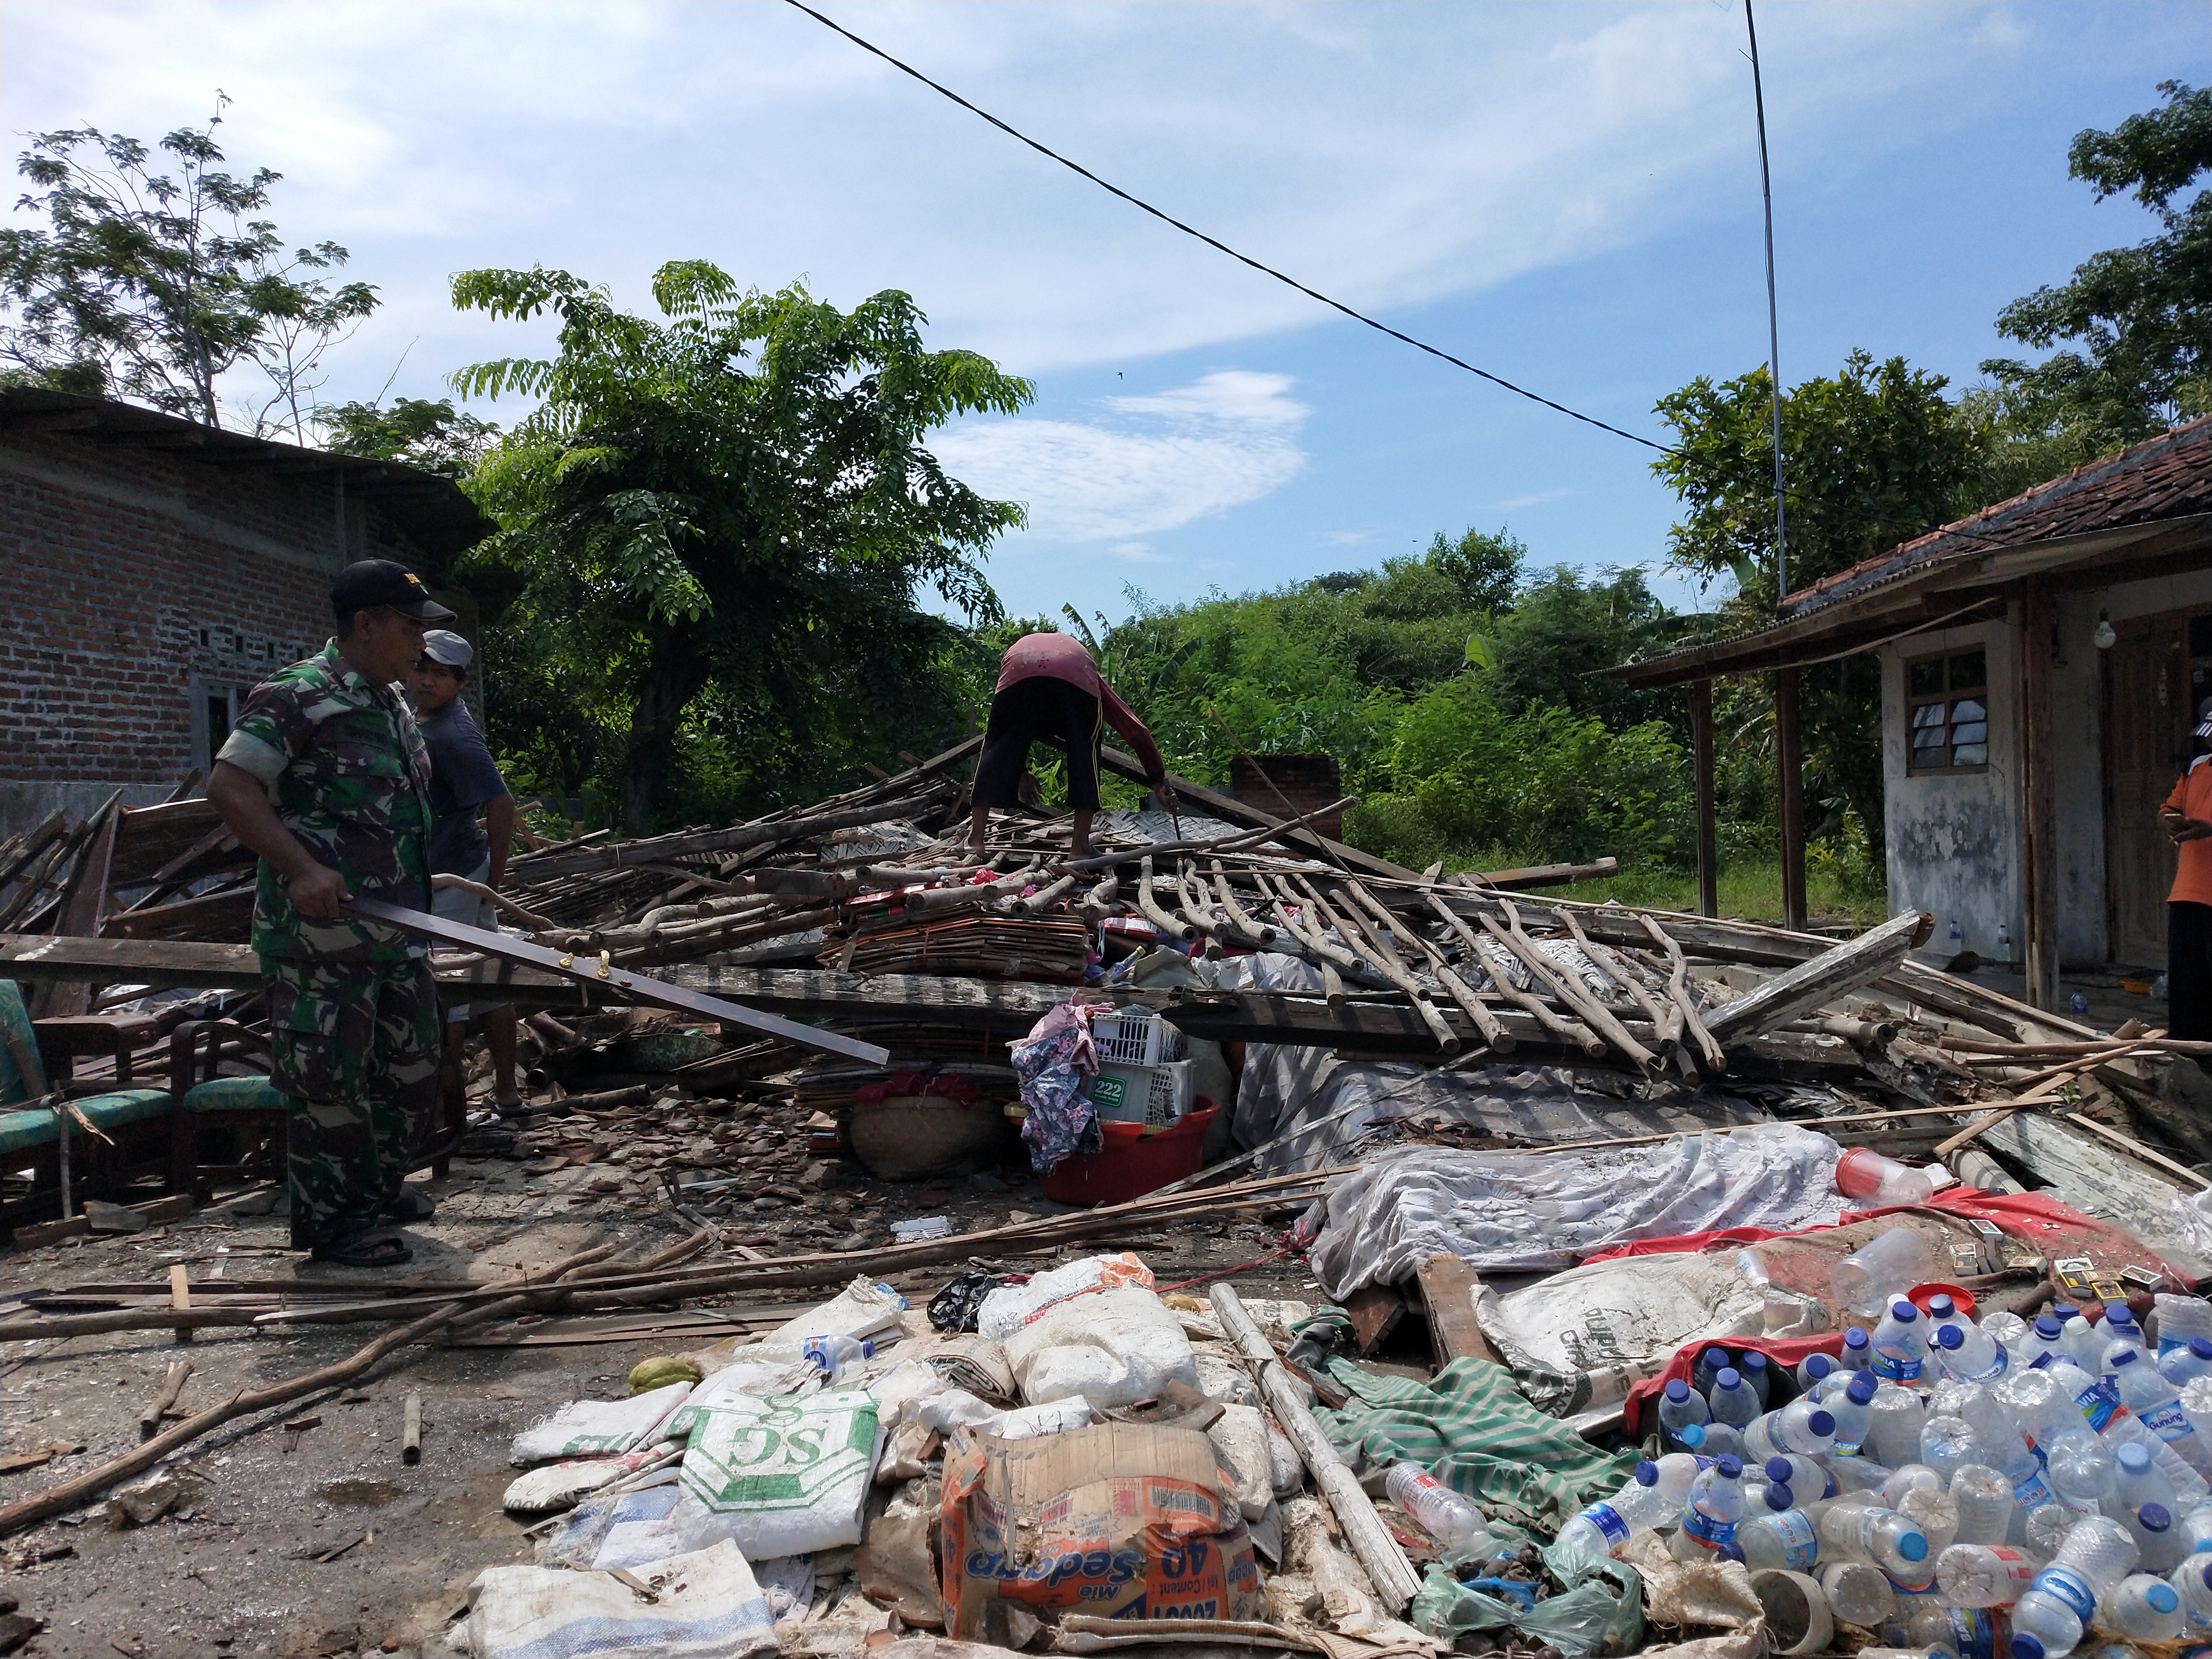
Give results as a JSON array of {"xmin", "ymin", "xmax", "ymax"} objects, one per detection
[{"xmin": 0, "ymin": 1149, "xmax": 1315, "ymax": 1659}]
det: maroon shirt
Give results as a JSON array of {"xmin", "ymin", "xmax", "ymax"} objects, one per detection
[{"xmin": 995, "ymin": 632, "xmax": 1166, "ymax": 781}]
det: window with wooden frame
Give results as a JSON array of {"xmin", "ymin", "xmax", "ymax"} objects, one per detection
[{"xmin": 1906, "ymin": 647, "xmax": 1989, "ymax": 774}]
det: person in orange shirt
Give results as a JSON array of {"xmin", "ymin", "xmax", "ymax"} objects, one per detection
[{"xmin": 2159, "ymin": 700, "xmax": 2212, "ymax": 1043}]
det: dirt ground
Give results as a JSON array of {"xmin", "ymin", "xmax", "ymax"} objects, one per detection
[{"xmin": 0, "ymin": 1134, "xmax": 1317, "ymax": 1659}]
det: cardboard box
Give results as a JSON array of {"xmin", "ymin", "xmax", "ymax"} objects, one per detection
[{"xmin": 940, "ymin": 1420, "xmax": 1262, "ymax": 1638}]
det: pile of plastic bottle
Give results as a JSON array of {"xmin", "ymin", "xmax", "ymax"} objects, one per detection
[{"xmin": 1552, "ymin": 1290, "xmax": 2212, "ymax": 1658}]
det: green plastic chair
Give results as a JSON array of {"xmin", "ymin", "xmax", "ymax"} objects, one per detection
[
  {"xmin": 0, "ymin": 979, "xmax": 172, "ymax": 1231},
  {"xmin": 167, "ymin": 1018, "xmax": 289, "ymax": 1201}
]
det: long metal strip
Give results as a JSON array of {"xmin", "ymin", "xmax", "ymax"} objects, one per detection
[{"xmin": 344, "ymin": 897, "xmax": 889, "ymax": 1066}]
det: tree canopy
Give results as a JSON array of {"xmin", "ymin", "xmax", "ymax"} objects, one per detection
[
  {"xmin": 0, "ymin": 100, "xmax": 376, "ymax": 434},
  {"xmin": 448, "ymin": 261, "xmax": 1031, "ymax": 829},
  {"xmin": 1984, "ymin": 81, "xmax": 2210, "ymax": 449}
]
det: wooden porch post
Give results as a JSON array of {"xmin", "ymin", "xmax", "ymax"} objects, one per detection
[
  {"xmin": 1775, "ymin": 666, "xmax": 1808, "ymax": 933},
  {"xmin": 2020, "ymin": 579, "xmax": 2060, "ymax": 1010},
  {"xmin": 1690, "ymin": 678, "xmax": 1719, "ymax": 918}
]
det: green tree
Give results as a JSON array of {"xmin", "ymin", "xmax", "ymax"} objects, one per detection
[
  {"xmin": 1984, "ymin": 81, "xmax": 2211, "ymax": 448},
  {"xmin": 0, "ymin": 100, "xmax": 376, "ymax": 431},
  {"xmin": 1483, "ymin": 565, "xmax": 1681, "ymax": 730},
  {"xmin": 449, "ymin": 260, "xmax": 1029, "ymax": 829},
  {"xmin": 320, "ymin": 397, "xmax": 500, "ymax": 477}
]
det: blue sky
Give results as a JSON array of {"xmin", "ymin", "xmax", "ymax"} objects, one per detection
[{"xmin": 4, "ymin": 2, "xmax": 2205, "ymax": 626}]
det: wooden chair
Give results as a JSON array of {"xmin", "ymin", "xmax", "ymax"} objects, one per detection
[{"xmin": 0, "ymin": 980, "xmax": 175, "ymax": 1236}]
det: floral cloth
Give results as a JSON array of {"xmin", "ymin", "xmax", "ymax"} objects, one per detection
[{"xmin": 1010, "ymin": 1002, "xmax": 1100, "ymax": 1173}]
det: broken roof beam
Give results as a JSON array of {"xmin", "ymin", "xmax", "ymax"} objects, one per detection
[{"xmin": 1701, "ymin": 908, "xmax": 1934, "ymax": 1046}]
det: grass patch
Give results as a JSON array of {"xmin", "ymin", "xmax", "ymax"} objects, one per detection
[{"xmin": 1520, "ymin": 859, "xmax": 1888, "ymax": 930}]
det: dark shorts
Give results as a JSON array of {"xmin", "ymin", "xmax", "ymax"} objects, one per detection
[
  {"xmin": 974, "ymin": 676, "xmax": 1104, "ymax": 811},
  {"xmin": 2171, "ymin": 901, "xmax": 2212, "ymax": 1045}
]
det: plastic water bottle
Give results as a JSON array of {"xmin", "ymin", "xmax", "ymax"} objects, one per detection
[
  {"xmin": 1736, "ymin": 1483, "xmax": 1818, "ymax": 1571},
  {"xmin": 1816, "ymin": 1500, "xmax": 1932, "ymax": 1580},
  {"xmin": 1671, "ymin": 1455, "xmax": 1748, "ymax": 1559},
  {"xmin": 2160, "ymin": 1336, "xmax": 2212, "ymax": 1389},
  {"xmin": 1653, "ymin": 1452, "xmax": 1704, "ymax": 1507},
  {"xmin": 2024, "ymin": 1316, "xmax": 2074, "ymax": 1368},
  {"xmin": 1384, "ymin": 1464, "xmax": 1487, "ymax": 1548},
  {"xmin": 1984, "ymin": 1310, "xmax": 2031, "ymax": 1351},
  {"xmin": 1836, "ymin": 1145, "xmax": 1940, "ymax": 1207},
  {"xmin": 1746, "ymin": 1398, "xmax": 1838, "ymax": 1461},
  {"xmin": 1936, "ymin": 1322, "xmax": 2011, "ymax": 1384},
  {"xmin": 1659, "ymin": 1377, "xmax": 1711, "ymax": 1451},
  {"xmin": 800, "ymin": 1333, "xmax": 875, "ymax": 1379},
  {"xmin": 1938, "ymin": 1541, "xmax": 2044, "ymax": 1608},
  {"xmin": 1887, "ymin": 1464, "xmax": 1947, "ymax": 1507},
  {"xmin": 2169, "ymin": 1553, "xmax": 2212, "ymax": 1630},
  {"xmin": 1551, "ymin": 1460, "xmax": 1675, "ymax": 1577},
  {"xmin": 1826, "ymin": 1449, "xmax": 1899, "ymax": 1496},
  {"xmin": 1679, "ymin": 1419, "xmax": 1746, "ymax": 1460},
  {"xmin": 2130, "ymin": 1502, "xmax": 2188, "ymax": 1574},
  {"xmin": 1951, "ymin": 1465, "xmax": 2019, "ymax": 1546},
  {"xmin": 2104, "ymin": 1413, "xmax": 2210, "ymax": 1510},
  {"xmin": 1821, "ymin": 1559, "xmax": 1896, "ymax": 1626},
  {"xmin": 1923, "ymin": 1415, "xmax": 1985, "ymax": 1482},
  {"xmin": 2106, "ymin": 1306, "xmax": 2150, "ymax": 1355},
  {"xmin": 1842, "ymin": 1325, "xmax": 1875, "ymax": 1373},
  {"xmin": 2060, "ymin": 1308, "xmax": 2104, "ymax": 1372},
  {"xmin": 1874, "ymin": 1300, "xmax": 1932, "ymax": 1384},
  {"xmin": 1739, "ymin": 1348, "xmax": 1775, "ymax": 1408},
  {"xmin": 2026, "ymin": 1504, "xmax": 2074, "ymax": 1560},
  {"xmin": 2114, "ymin": 1441, "xmax": 2180, "ymax": 1524},
  {"xmin": 2047, "ymin": 1433, "xmax": 2118, "ymax": 1517},
  {"xmin": 1901, "ymin": 1482, "xmax": 1963, "ymax": 1556},
  {"xmin": 1872, "ymin": 1382, "xmax": 1929, "ymax": 1468},
  {"xmin": 1692, "ymin": 1346, "xmax": 1734, "ymax": 1397},
  {"xmin": 1767, "ymin": 1452, "xmax": 1838, "ymax": 1500},
  {"xmin": 2100, "ymin": 1571, "xmax": 2184, "ymax": 1641},
  {"xmin": 2154, "ymin": 1293, "xmax": 2212, "ymax": 1357},
  {"xmin": 2068, "ymin": 989, "xmax": 2090, "ymax": 1019},
  {"xmin": 1800, "ymin": 1351, "xmax": 1838, "ymax": 1393},
  {"xmin": 2008, "ymin": 1515, "xmax": 2140, "ymax": 1659},
  {"xmin": 1828, "ymin": 1370, "xmax": 1881, "ymax": 1456},
  {"xmin": 1710, "ymin": 1367, "xmax": 1762, "ymax": 1429},
  {"xmin": 2183, "ymin": 1375, "xmax": 2212, "ymax": 1442},
  {"xmin": 2178, "ymin": 1502, "xmax": 2212, "ymax": 1557},
  {"xmin": 2112, "ymin": 1348, "xmax": 2212, "ymax": 1474}
]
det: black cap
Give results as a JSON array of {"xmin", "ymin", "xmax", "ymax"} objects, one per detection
[{"xmin": 331, "ymin": 559, "xmax": 455, "ymax": 623}]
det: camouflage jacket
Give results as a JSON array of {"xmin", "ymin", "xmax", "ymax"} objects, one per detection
[{"xmin": 217, "ymin": 640, "xmax": 434, "ymax": 963}]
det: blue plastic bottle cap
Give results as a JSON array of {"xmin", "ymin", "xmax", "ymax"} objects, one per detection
[
  {"xmin": 1930, "ymin": 1295, "xmax": 1955, "ymax": 1317},
  {"xmin": 1635, "ymin": 1461, "xmax": 1659, "ymax": 1486},
  {"xmin": 1703, "ymin": 1346, "xmax": 1731, "ymax": 1369},
  {"xmin": 1715, "ymin": 1455, "xmax": 1743, "ymax": 1478},
  {"xmin": 1936, "ymin": 1326, "xmax": 1963, "ymax": 1349},
  {"xmin": 2034, "ymin": 1315, "xmax": 2064, "ymax": 1337},
  {"xmin": 2012, "ymin": 1634, "xmax": 2046, "ymax": 1659},
  {"xmin": 1806, "ymin": 1353, "xmax": 1833, "ymax": 1378},
  {"xmin": 1848, "ymin": 1371, "xmax": 1879, "ymax": 1404},
  {"xmin": 1716, "ymin": 1542, "xmax": 1746, "ymax": 1563},
  {"xmin": 2193, "ymin": 1337, "xmax": 2212, "ymax": 1360},
  {"xmin": 1679, "ymin": 1424, "xmax": 1707, "ymax": 1448},
  {"xmin": 2150, "ymin": 1583, "xmax": 2181, "ymax": 1614},
  {"xmin": 2141, "ymin": 1503, "xmax": 2172, "ymax": 1530},
  {"xmin": 1892, "ymin": 1302, "xmax": 1919, "ymax": 1322},
  {"xmin": 1742, "ymin": 1350, "xmax": 1767, "ymax": 1371},
  {"xmin": 2114, "ymin": 1348, "xmax": 2139, "ymax": 1368},
  {"xmin": 1765, "ymin": 1483, "xmax": 1794, "ymax": 1511},
  {"xmin": 1665, "ymin": 1379, "xmax": 1692, "ymax": 1403},
  {"xmin": 2118, "ymin": 1441, "xmax": 2152, "ymax": 1472},
  {"xmin": 1898, "ymin": 1531, "xmax": 1928, "ymax": 1562},
  {"xmin": 1844, "ymin": 1327, "xmax": 1870, "ymax": 1349},
  {"xmin": 1766, "ymin": 1457, "xmax": 1794, "ymax": 1481},
  {"xmin": 2200, "ymin": 1560, "xmax": 2212, "ymax": 1591},
  {"xmin": 1807, "ymin": 1410, "xmax": 1836, "ymax": 1436},
  {"xmin": 1717, "ymin": 1368, "xmax": 1742, "ymax": 1388}
]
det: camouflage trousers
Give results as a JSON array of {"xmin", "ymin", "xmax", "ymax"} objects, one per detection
[{"xmin": 263, "ymin": 955, "xmax": 442, "ymax": 1248}]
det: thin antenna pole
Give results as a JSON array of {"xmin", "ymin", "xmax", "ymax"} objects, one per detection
[{"xmin": 1745, "ymin": 0, "xmax": 1786, "ymax": 600}]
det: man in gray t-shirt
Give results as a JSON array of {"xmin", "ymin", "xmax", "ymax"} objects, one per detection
[{"xmin": 412, "ymin": 631, "xmax": 524, "ymax": 1113}]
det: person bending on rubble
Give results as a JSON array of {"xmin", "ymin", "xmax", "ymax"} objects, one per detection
[
  {"xmin": 410, "ymin": 630, "xmax": 526, "ymax": 1118},
  {"xmin": 968, "ymin": 631, "xmax": 1175, "ymax": 861},
  {"xmin": 2162, "ymin": 697, "xmax": 2212, "ymax": 1046},
  {"xmin": 205, "ymin": 559, "xmax": 451, "ymax": 1269}
]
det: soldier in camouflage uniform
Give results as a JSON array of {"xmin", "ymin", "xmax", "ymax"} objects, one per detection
[{"xmin": 206, "ymin": 560, "xmax": 455, "ymax": 1267}]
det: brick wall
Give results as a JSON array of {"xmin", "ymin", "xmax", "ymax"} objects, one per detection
[{"xmin": 0, "ymin": 427, "xmax": 436, "ymax": 824}]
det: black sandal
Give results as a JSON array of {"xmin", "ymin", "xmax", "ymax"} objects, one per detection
[
  {"xmin": 311, "ymin": 1227, "xmax": 412, "ymax": 1267},
  {"xmin": 385, "ymin": 1186, "xmax": 437, "ymax": 1223}
]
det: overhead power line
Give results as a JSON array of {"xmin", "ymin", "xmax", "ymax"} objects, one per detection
[{"xmin": 782, "ymin": 0, "xmax": 1674, "ymax": 455}]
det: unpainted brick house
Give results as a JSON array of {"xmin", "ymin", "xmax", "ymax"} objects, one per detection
[{"xmin": 0, "ymin": 388, "xmax": 494, "ymax": 836}]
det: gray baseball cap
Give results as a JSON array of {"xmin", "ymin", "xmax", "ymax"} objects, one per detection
[{"xmin": 422, "ymin": 629, "xmax": 474, "ymax": 670}]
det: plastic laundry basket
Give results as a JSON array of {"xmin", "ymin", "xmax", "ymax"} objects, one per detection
[{"xmin": 1042, "ymin": 1104, "xmax": 1219, "ymax": 1207}]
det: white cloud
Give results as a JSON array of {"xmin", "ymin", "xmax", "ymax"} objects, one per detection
[
  {"xmin": 935, "ymin": 370, "xmax": 1310, "ymax": 544},
  {"xmin": 1493, "ymin": 488, "xmax": 1573, "ymax": 511}
]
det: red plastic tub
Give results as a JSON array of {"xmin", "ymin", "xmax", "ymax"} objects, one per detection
[{"xmin": 1042, "ymin": 1104, "xmax": 1221, "ymax": 1206}]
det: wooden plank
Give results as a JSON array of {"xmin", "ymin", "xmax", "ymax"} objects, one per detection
[
  {"xmin": 401, "ymin": 1394, "xmax": 422, "ymax": 1465},
  {"xmin": 511, "ymin": 793, "xmax": 949, "ymax": 882},
  {"xmin": 2021, "ymin": 577, "xmax": 2061, "ymax": 1008},
  {"xmin": 1689, "ymin": 678, "xmax": 1718, "ymax": 918},
  {"xmin": 1702, "ymin": 908, "xmax": 1934, "ymax": 1045},
  {"xmin": 170, "ymin": 1265, "xmax": 192, "ymax": 1346},
  {"xmin": 1775, "ymin": 665, "xmax": 1808, "ymax": 933},
  {"xmin": 1414, "ymin": 1254, "xmax": 1497, "ymax": 1367},
  {"xmin": 34, "ymin": 802, "xmax": 119, "ymax": 1019},
  {"xmin": 101, "ymin": 884, "xmax": 254, "ymax": 941},
  {"xmin": 1974, "ymin": 1109, "xmax": 2211, "ymax": 1279},
  {"xmin": 1342, "ymin": 1284, "xmax": 1406, "ymax": 1357}
]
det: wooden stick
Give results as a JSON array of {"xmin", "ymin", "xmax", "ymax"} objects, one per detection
[
  {"xmin": 0, "ymin": 1238, "xmax": 621, "ymax": 1537},
  {"xmin": 1134, "ymin": 857, "xmax": 1197, "ymax": 941},
  {"xmin": 139, "ymin": 1360, "xmax": 192, "ymax": 1441},
  {"xmin": 170, "ymin": 1264, "xmax": 192, "ymax": 1346},
  {"xmin": 1940, "ymin": 1033, "xmax": 2199, "ymax": 1059},
  {"xmin": 1300, "ymin": 879, "xmax": 1457, "ymax": 1054},
  {"xmin": 1490, "ymin": 897, "xmax": 1657, "ymax": 1068},
  {"xmin": 402, "ymin": 1394, "xmax": 422, "ymax": 1465},
  {"xmin": 1637, "ymin": 915, "xmax": 1726, "ymax": 1071},
  {"xmin": 1210, "ymin": 1283, "xmax": 1420, "ymax": 1613},
  {"xmin": 1465, "ymin": 913, "xmax": 1604, "ymax": 1054},
  {"xmin": 1400, "ymin": 928, "xmax": 1512, "ymax": 1054},
  {"xmin": 1935, "ymin": 1067, "xmax": 2093, "ymax": 1159},
  {"xmin": 1552, "ymin": 907, "xmax": 1680, "ymax": 1051}
]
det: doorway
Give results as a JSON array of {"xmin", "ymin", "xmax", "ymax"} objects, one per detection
[{"xmin": 2104, "ymin": 609, "xmax": 2198, "ymax": 967}]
